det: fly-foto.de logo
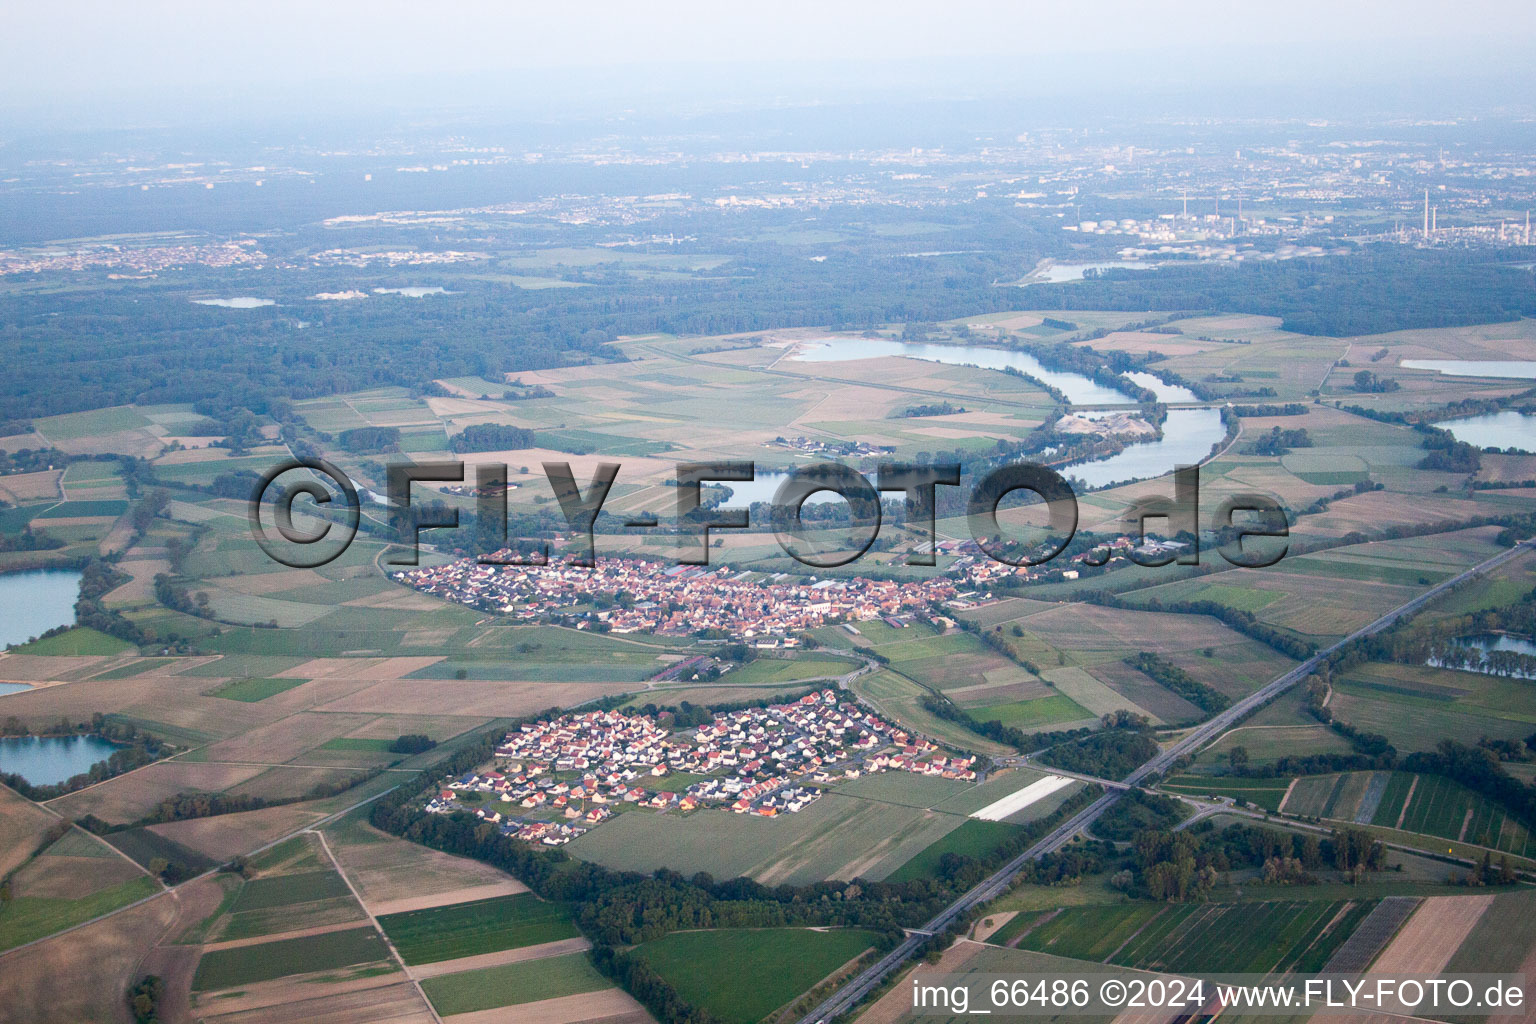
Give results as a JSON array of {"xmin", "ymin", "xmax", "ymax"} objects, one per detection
[{"xmin": 248, "ymin": 459, "xmax": 1288, "ymax": 572}]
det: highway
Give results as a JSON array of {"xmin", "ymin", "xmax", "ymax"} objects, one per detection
[{"xmin": 796, "ymin": 538, "xmax": 1534, "ymax": 1024}]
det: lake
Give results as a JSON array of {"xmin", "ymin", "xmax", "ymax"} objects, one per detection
[
  {"xmin": 1401, "ymin": 360, "xmax": 1536, "ymax": 379},
  {"xmin": 1030, "ymin": 260, "xmax": 1156, "ymax": 284},
  {"xmin": 373, "ymin": 286, "xmax": 452, "ymax": 297},
  {"xmin": 717, "ymin": 471, "xmax": 876, "ymax": 507},
  {"xmin": 193, "ymin": 296, "xmax": 275, "ymax": 308},
  {"xmin": 0, "ymin": 569, "xmax": 82, "ymax": 648},
  {"xmin": 1441, "ymin": 410, "xmax": 1536, "ymax": 453},
  {"xmin": 0, "ymin": 735, "xmax": 121, "ymax": 786},
  {"xmin": 1060, "ymin": 408, "xmax": 1228, "ymax": 490},
  {"xmin": 789, "ymin": 337, "xmax": 1138, "ymax": 405}
]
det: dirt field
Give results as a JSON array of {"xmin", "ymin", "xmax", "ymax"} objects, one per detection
[
  {"xmin": 1370, "ymin": 894, "xmax": 1494, "ymax": 974},
  {"xmin": 439, "ymin": 988, "xmax": 653, "ymax": 1024},
  {"xmin": 149, "ymin": 803, "xmax": 328, "ymax": 862},
  {"xmin": 0, "ymin": 784, "xmax": 62, "ymax": 878},
  {"xmin": 198, "ymin": 711, "xmax": 380, "ymax": 764},
  {"xmin": 0, "ymin": 469, "xmax": 63, "ymax": 502},
  {"xmin": 0, "ymin": 887, "xmax": 178, "ymax": 1023},
  {"xmin": 194, "ymin": 974, "xmax": 431, "ymax": 1024},
  {"xmin": 132, "ymin": 875, "xmax": 231, "ymax": 1023},
  {"xmin": 10, "ymin": 850, "xmax": 143, "ymax": 898},
  {"xmin": 48, "ymin": 761, "xmax": 270, "ymax": 823},
  {"xmin": 853, "ymin": 938, "xmax": 987, "ymax": 1024},
  {"xmin": 312, "ymin": 677, "xmax": 635, "ymax": 717},
  {"xmin": 323, "ymin": 817, "xmax": 528, "ymax": 910}
]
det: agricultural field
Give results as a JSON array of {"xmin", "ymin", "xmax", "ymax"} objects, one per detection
[
  {"xmin": 377, "ymin": 892, "xmax": 580, "ymax": 965},
  {"xmin": 568, "ymin": 789, "xmax": 969, "ymax": 885},
  {"xmin": 1002, "ymin": 899, "xmax": 1377, "ymax": 974},
  {"xmin": 851, "ymin": 669, "xmax": 1014, "ymax": 756},
  {"xmin": 1281, "ymin": 772, "xmax": 1369, "ymax": 819},
  {"xmin": 0, "ymin": 872, "xmax": 160, "ymax": 952},
  {"xmin": 417, "ymin": 950, "xmax": 613, "ymax": 1017},
  {"xmin": 190, "ymin": 926, "xmax": 393, "ymax": 990},
  {"xmin": 1118, "ymin": 529, "xmax": 1508, "ymax": 641},
  {"xmin": 1159, "ymin": 774, "xmax": 1294, "ymax": 813},
  {"xmin": 1367, "ymin": 772, "xmax": 1536, "ymax": 858},
  {"xmin": 1329, "ymin": 661, "xmax": 1536, "ymax": 750},
  {"xmin": 318, "ymin": 805, "xmax": 529, "ymax": 912},
  {"xmin": 886, "ymin": 819, "xmax": 1026, "ymax": 882},
  {"xmin": 634, "ymin": 927, "xmax": 881, "ymax": 1024},
  {"xmin": 0, "ymin": 878, "xmax": 185, "ymax": 1024},
  {"xmin": 207, "ymin": 676, "xmax": 309, "ymax": 702},
  {"xmin": 1443, "ymin": 888, "xmax": 1536, "ymax": 976},
  {"xmin": 181, "ymin": 833, "xmax": 369, "ymax": 944}
]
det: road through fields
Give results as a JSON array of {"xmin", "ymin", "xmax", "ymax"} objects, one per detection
[{"xmin": 795, "ymin": 539, "xmax": 1535, "ymax": 1024}]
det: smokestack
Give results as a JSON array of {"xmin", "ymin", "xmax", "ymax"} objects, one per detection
[
  {"xmin": 1432, "ymin": 207, "xmax": 1437, "ymax": 233},
  {"xmin": 1424, "ymin": 189, "xmax": 1430, "ymax": 237}
]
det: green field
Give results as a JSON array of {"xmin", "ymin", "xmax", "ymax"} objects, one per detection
[
  {"xmin": 215, "ymin": 868, "xmax": 365, "ymax": 944},
  {"xmin": 230, "ymin": 870, "xmax": 351, "ymax": 912},
  {"xmin": 568, "ymin": 790, "xmax": 967, "ymax": 884},
  {"xmin": 0, "ymin": 876, "xmax": 160, "ymax": 952},
  {"xmin": 10, "ymin": 627, "xmax": 134, "ymax": 656},
  {"xmin": 319, "ymin": 737, "xmax": 397, "ymax": 752},
  {"xmin": 635, "ymin": 928, "xmax": 880, "ymax": 1024},
  {"xmin": 377, "ymin": 893, "xmax": 580, "ymax": 965},
  {"xmin": 35, "ymin": 406, "xmax": 151, "ymax": 440},
  {"xmin": 886, "ymin": 819, "xmax": 1025, "ymax": 882},
  {"xmin": 1160, "ymin": 774, "xmax": 1293, "ymax": 812},
  {"xmin": 191, "ymin": 926, "xmax": 391, "ymax": 990},
  {"xmin": 208, "ymin": 676, "xmax": 309, "ymax": 702},
  {"xmin": 1006, "ymin": 899, "xmax": 1375, "ymax": 974},
  {"xmin": 1369, "ymin": 772, "xmax": 1536, "ymax": 857},
  {"xmin": 86, "ymin": 658, "xmax": 177, "ymax": 680},
  {"xmin": 33, "ymin": 499, "xmax": 129, "ymax": 519},
  {"xmin": 418, "ymin": 952, "xmax": 610, "ymax": 1016},
  {"xmin": 970, "ymin": 694, "xmax": 1094, "ymax": 728}
]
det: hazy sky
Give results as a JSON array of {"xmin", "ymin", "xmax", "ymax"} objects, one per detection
[{"xmin": 5, "ymin": 0, "xmax": 1536, "ymax": 121}]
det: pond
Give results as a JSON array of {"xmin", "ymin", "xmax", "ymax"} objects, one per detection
[
  {"xmin": 192, "ymin": 297, "xmax": 275, "ymax": 308},
  {"xmin": 0, "ymin": 569, "xmax": 82, "ymax": 648},
  {"xmin": 1440, "ymin": 410, "xmax": 1536, "ymax": 453},
  {"xmin": 1428, "ymin": 633, "xmax": 1536, "ymax": 680},
  {"xmin": 1030, "ymin": 260, "xmax": 1156, "ymax": 284},
  {"xmin": 373, "ymin": 286, "xmax": 453, "ymax": 297},
  {"xmin": 788, "ymin": 337, "xmax": 1139, "ymax": 406},
  {"xmin": 1060, "ymin": 408, "xmax": 1228, "ymax": 490},
  {"xmin": 1400, "ymin": 360, "xmax": 1536, "ymax": 379},
  {"xmin": 0, "ymin": 683, "xmax": 31, "ymax": 697},
  {"xmin": 0, "ymin": 735, "xmax": 121, "ymax": 787}
]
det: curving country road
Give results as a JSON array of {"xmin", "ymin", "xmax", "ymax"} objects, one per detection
[{"xmin": 796, "ymin": 538, "xmax": 1536, "ymax": 1024}]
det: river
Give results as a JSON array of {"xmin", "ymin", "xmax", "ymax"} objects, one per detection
[{"xmin": 788, "ymin": 337, "xmax": 1139, "ymax": 406}]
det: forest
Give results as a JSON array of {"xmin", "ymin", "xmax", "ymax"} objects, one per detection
[{"xmin": 1046, "ymin": 249, "xmax": 1536, "ymax": 336}]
